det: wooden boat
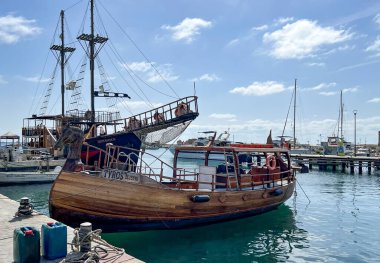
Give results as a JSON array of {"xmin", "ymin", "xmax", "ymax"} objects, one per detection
[
  {"xmin": 49, "ymin": 127, "xmax": 296, "ymax": 232},
  {"xmin": 0, "ymin": 166, "xmax": 61, "ymax": 185}
]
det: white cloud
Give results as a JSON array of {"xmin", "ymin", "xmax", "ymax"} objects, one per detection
[
  {"xmin": 209, "ymin": 113, "xmax": 236, "ymax": 120},
  {"xmin": 263, "ymin": 19, "xmax": 352, "ymax": 59},
  {"xmin": 226, "ymin": 38, "xmax": 240, "ymax": 47},
  {"xmin": 306, "ymin": 62, "xmax": 326, "ymax": 67},
  {"xmin": 252, "ymin": 25, "xmax": 268, "ymax": 31},
  {"xmin": 22, "ymin": 76, "xmax": 50, "ymax": 83},
  {"xmin": 374, "ymin": 14, "xmax": 380, "ymax": 27},
  {"xmin": 319, "ymin": 91, "xmax": 337, "ymax": 96},
  {"xmin": 121, "ymin": 61, "xmax": 179, "ymax": 83},
  {"xmin": 274, "ymin": 17, "xmax": 294, "ymax": 25},
  {"xmin": 127, "ymin": 61, "xmax": 152, "ymax": 72},
  {"xmin": 365, "ymin": 37, "xmax": 380, "ymax": 56},
  {"xmin": 117, "ymin": 100, "xmax": 162, "ymax": 111},
  {"xmin": 367, "ymin": 97, "xmax": 380, "ymax": 103},
  {"xmin": 0, "ymin": 15, "xmax": 42, "ymax": 44},
  {"xmin": 230, "ymin": 81, "xmax": 285, "ymax": 96},
  {"xmin": 309, "ymin": 82, "xmax": 336, "ymax": 91},
  {"xmin": 193, "ymin": 73, "xmax": 220, "ymax": 82},
  {"xmin": 161, "ymin": 18, "xmax": 212, "ymax": 43},
  {"xmin": 342, "ymin": 87, "xmax": 358, "ymax": 93},
  {"xmin": 0, "ymin": 75, "xmax": 7, "ymax": 84}
]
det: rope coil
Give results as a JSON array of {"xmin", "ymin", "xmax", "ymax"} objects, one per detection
[{"xmin": 61, "ymin": 228, "xmax": 125, "ymax": 263}]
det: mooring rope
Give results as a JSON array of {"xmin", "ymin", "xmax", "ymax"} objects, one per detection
[{"xmin": 61, "ymin": 228, "xmax": 125, "ymax": 263}]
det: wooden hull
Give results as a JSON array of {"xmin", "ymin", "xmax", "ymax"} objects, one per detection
[{"xmin": 49, "ymin": 171, "xmax": 295, "ymax": 232}]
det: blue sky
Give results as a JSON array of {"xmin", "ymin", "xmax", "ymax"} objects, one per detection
[{"xmin": 1, "ymin": 0, "xmax": 380, "ymax": 145}]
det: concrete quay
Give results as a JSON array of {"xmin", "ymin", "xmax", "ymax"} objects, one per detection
[{"xmin": 0, "ymin": 193, "xmax": 143, "ymax": 263}]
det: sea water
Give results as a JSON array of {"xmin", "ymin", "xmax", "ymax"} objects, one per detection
[{"xmin": 1, "ymin": 148, "xmax": 380, "ymax": 262}]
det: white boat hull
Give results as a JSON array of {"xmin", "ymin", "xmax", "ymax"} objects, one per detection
[
  {"xmin": 169, "ymin": 147, "xmax": 225, "ymax": 160},
  {"xmin": 0, "ymin": 167, "xmax": 61, "ymax": 184}
]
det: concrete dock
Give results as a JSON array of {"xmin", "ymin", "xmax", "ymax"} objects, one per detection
[{"xmin": 0, "ymin": 193, "xmax": 143, "ymax": 263}]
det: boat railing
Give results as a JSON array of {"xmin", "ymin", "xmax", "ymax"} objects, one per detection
[
  {"xmin": 115, "ymin": 96, "xmax": 199, "ymax": 133},
  {"xmin": 80, "ymin": 143, "xmax": 294, "ymax": 191},
  {"xmin": 65, "ymin": 109, "xmax": 121, "ymax": 123}
]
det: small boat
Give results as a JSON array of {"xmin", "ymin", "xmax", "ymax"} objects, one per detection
[
  {"xmin": 49, "ymin": 127, "xmax": 296, "ymax": 232},
  {"xmin": 169, "ymin": 131, "xmax": 231, "ymax": 160},
  {"xmin": 0, "ymin": 132, "xmax": 65, "ymax": 172},
  {"xmin": 0, "ymin": 166, "xmax": 61, "ymax": 185}
]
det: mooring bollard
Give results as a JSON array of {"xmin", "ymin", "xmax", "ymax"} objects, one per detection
[
  {"xmin": 79, "ymin": 222, "xmax": 92, "ymax": 252},
  {"xmin": 16, "ymin": 197, "xmax": 34, "ymax": 216}
]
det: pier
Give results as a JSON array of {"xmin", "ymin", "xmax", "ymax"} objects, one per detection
[
  {"xmin": 291, "ymin": 154, "xmax": 380, "ymax": 174},
  {"xmin": 0, "ymin": 193, "xmax": 143, "ymax": 262}
]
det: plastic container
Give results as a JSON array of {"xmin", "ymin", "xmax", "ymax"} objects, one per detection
[
  {"xmin": 41, "ymin": 221, "xmax": 67, "ymax": 259},
  {"xmin": 13, "ymin": 226, "xmax": 40, "ymax": 263}
]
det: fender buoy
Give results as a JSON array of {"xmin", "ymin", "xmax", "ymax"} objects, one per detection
[{"xmin": 266, "ymin": 155, "xmax": 276, "ymax": 171}]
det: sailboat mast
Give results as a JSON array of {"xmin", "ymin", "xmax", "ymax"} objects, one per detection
[
  {"xmin": 60, "ymin": 10, "xmax": 65, "ymax": 116},
  {"xmin": 50, "ymin": 10, "xmax": 75, "ymax": 117},
  {"xmin": 77, "ymin": 0, "xmax": 108, "ymax": 122},
  {"xmin": 90, "ymin": 0, "xmax": 95, "ymax": 121},
  {"xmin": 293, "ymin": 78, "xmax": 297, "ymax": 148},
  {"xmin": 340, "ymin": 90, "xmax": 343, "ymax": 138}
]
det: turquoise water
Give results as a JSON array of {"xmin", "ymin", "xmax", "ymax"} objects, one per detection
[{"xmin": 1, "ymin": 149, "xmax": 380, "ymax": 262}]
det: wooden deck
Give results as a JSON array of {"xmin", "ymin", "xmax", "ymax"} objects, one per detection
[
  {"xmin": 291, "ymin": 154, "xmax": 380, "ymax": 174},
  {"xmin": 0, "ymin": 193, "xmax": 143, "ymax": 263}
]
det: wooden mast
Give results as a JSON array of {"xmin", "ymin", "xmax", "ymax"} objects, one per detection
[
  {"xmin": 77, "ymin": 0, "xmax": 108, "ymax": 122},
  {"xmin": 60, "ymin": 11, "xmax": 65, "ymax": 116},
  {"xmin": 90, "ymin": 0, "xmax": 95, "ymax": 121},
  {"xmin": 50, "ymin": 10, "xmax": 75, "ymax": 117}
]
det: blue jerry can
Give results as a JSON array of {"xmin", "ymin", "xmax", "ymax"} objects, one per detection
[
  {"xmin": 13, "ymin": 226, "xmax": 40, "ymax": 263},
  {"xmin": 41, "ymin": 221, "xmax": 68, "ymax": 259}
]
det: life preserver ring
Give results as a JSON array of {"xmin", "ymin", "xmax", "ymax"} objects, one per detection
[{"xmin": 266, "ymin": 155, "xmax": 276, "ymax": 171}]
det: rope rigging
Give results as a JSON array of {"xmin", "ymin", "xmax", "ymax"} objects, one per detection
[{"xmin": 97, "ymin": 0, "xmax": 180, "ymax": 99}]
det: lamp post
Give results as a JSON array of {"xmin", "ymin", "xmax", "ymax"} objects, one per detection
[{"xmin": 353, "ymin": 110, "xmax": 358, "ymax": 156}]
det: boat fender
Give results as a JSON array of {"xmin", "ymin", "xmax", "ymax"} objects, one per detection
[
  {"xmin": 191, "ymin": 195, "xmax": 210, "ymax": 203},
  {"xmin": 266, "ymin": 155, "xmax": 276, "ymax": 171},
  {"xmin": 269, "ymin": 188, "xmax": 283, "ymax": 196}
]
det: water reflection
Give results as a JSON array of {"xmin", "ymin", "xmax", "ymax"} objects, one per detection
[{"xmin": 103, "ymin": 205, "xmax": 308, "ymax": 263}]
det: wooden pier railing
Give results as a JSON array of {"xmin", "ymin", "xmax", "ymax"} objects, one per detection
[{"xmin": 291, "ymin": 154, "xmax": 380, "ymax": 174}]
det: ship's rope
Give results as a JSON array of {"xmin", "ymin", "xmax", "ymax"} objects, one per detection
[
  {"xmin": 97, "ymin": 0, "xmax": 180, "ymax": 99},
  {"xmin": 60, "ymin": 228, "xmax": 125, "ymax": 263}
]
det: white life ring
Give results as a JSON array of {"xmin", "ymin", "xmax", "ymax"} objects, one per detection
[{"xmin": 266, "ymin": 155, "xmax": 276, "ymax": 171}]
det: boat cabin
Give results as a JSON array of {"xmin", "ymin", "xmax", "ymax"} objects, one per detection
[{"xmin": 77, "ymin": 143, "xmax": 294, "ymax": 193}]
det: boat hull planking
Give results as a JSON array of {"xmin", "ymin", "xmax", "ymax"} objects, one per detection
[{"xmin": 49, "ymin": 172, "xmax": 295, "ymax": 232}]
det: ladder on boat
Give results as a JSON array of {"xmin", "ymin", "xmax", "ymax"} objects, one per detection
[{"xmin": 223, "ymin": 150, "xmax": 239, "ymax": 190}]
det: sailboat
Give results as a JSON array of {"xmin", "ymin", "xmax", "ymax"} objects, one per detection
[
  {"xmin": 321, "ymin": 90, "xmax": 351, "ymax": 156},
  {"xmin": 279, "ymin": 79, "xmax": 311, "ymax": 155},
  {"xmin": 22, "ymin": 1, "xmax": 198, "ymax": 165}
]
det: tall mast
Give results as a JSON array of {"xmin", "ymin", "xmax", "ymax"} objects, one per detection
[
  {"xmin": 77, "ymin": 0, "xmax": 108, "ymax": 122},
  {"xmin": 50, "ymin": 10, "xmax": 75, "ymax": 117},
  {"xmin": 340, "ymin": 90, "xmax": 343, "ymax": 138},
  {"xmin": 90, "ymin": 0, "xmax": 95, "ymax": 120},
  {"xmin": 293, "ymin": 78, "xmax": 297, "ymax": 148}
]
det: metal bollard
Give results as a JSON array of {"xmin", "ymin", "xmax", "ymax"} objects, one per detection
[
  {"xmin": 78, "ymin": 222, "xmax": 92, "ymax": 252},
  {"xmin": 17, "ymin": 197, "xmax": 33, "ymax": 216}
]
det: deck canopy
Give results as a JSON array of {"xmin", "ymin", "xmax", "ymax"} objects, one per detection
[{"xmin": 0, "ymin": 132, "xmax": 20, "ymax": 146}]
